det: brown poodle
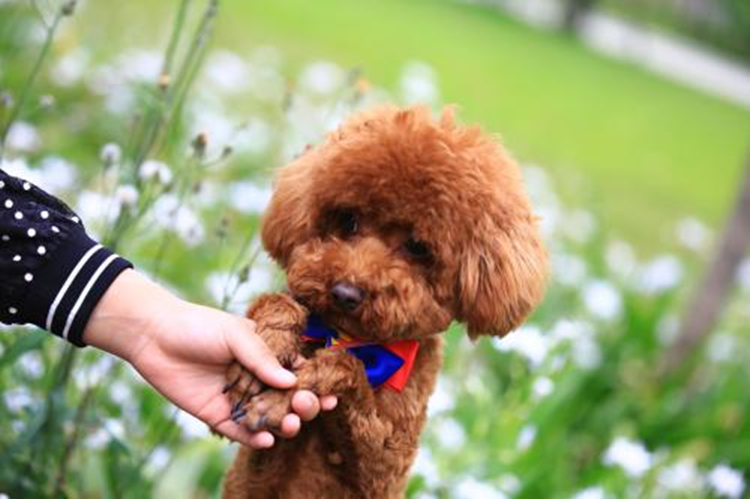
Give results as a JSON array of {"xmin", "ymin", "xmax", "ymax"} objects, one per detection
[{"xmin": 221, "ymin": 106, "xmax": 547, "ymax": 498}]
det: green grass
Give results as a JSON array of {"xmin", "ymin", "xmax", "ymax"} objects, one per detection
[{"xmin": 77, "ymin": 0, "xmax": 750, "ymax": 250}]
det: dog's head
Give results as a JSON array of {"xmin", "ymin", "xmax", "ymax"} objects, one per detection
[{"xmin": 262, "ymin": 106, "xmax": 547, "ymax": 342}]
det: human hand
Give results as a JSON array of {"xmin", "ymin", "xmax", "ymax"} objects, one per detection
[{"xmin": 83, "ymin": 270, "xmax": 337, "ymax": 448}]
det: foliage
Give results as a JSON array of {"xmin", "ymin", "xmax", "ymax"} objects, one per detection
[{"xmin": 0, "ymin": 1, "xmax": 748, "ymax": 498}]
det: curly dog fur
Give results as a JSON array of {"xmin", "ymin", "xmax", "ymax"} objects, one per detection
[{"xmin": 222, "ymin": 106, "xmax": 548, "ymax": 498}]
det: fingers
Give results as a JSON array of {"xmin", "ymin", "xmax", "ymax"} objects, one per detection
[
  {"xmin": 291, "ymin": 390, "xmax": 321, "ymax": 422},
  {"xmin": 278, "ymin": 414, "xmax": 301, "ymax": 438},
  {"xmin": 213, "ymin": 420, "xmax": 275, "ymax": 449},
  {"xmin": 226, "ymin": 318, "xmax": 296, "ymax": 390},
  {"xmin": 321, "ymin": 395, "xmax": 338, "ymax": 411}
]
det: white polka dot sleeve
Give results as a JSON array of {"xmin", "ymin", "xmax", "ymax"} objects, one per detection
[{"xmin": 0, "ymin": 169, "xmax": 132, "ymax": 347}]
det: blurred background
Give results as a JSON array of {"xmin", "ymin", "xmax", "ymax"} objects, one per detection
[{"xmin": 0, "ymin": 0, "xmax": 748, "ymax": 497}]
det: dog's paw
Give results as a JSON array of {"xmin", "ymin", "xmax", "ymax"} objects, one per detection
[
  {"xmin": 233, "ymin": 389, "xmax": 294, "ymax": 433},
  {"xmin": 224, "ymin": 361, "xmax": 265, "ymax": 413}
]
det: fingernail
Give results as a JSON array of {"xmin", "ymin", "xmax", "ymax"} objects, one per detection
[{"xmin": 278, "ymin": 369, "xmax": 297, "ymax": 385}]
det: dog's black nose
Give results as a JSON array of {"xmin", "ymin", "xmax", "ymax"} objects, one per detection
[{"xmin": 330, "ymin": 282, "xmax": 365, "ymax": 311}]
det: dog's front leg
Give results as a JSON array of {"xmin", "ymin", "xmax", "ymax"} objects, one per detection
[
  {"xmin": 224, "ymin": 293, "xmax": 307, "ymax": 422},
  {"xmin": 239, "ymin": 349, "xmax": 405, "ymax": 498}
]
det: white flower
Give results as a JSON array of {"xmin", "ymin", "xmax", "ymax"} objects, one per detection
[
  {"xmin": 434, "ymin": 417, "xmax": 466, "ymax": 448},
  {"xmin": 547, "ymin": 318, "xmax": 601, "ymax": 369},
  {"xmin": 173, "ymin": 206, "xmax": 203, "ymax": 246},
  {"xmin": 100, "ymin": 142, "xmax": 122, "ymax": 165},
  {"xmin": 552, "ymin": 252, "xmax": 587, "ymax": 287},
  {"xmin": 146, "ymin": 446, "xmax": 171, "ymax": 473},
  {"xmin": 412, "ymin": 447, "xmax": 439, "ymax": 488},
  {"xmin": 228, "ymin": 181, "xmax": 273, "ymax": 214},
  {"xmin": 498, "ymin": 474, "xmax": 521, "ymax": 495},
  {"xmin": 204, "ymin": 50, "xmax": 251, "ymax": 94},
  {"xmin": 187, "ymin": 107, "xmax": 240, "ymax": 159},
  {"xmin": 151, "ymin": 194, "xmax": 205, "ymax": 246},
  {"xmin": 400, "ymin": 61, "xmax": 440, "ymax": 104},
  {"xmin": 573, "ymin": 335, "xmax": 602, "ymax": 370},
  {"xmin": 18, "ymin": 352, "xmax": 43, "ymax": 379},
  {"xmin": 517, "ymin": 424, "xmax": 537, "ymax": 450},
  {"xmin": 707, "ymin": 464, "xmax": 745, "ymax": 498},
  {"xmin": 602, "ymin": 436, "xmax": 653, "ymax": 478},
  {"xmin": 427, "ymin": 375, "xmax": 455, "ymax": 416},
  {"xmin": 139, "ymin": 159, "xmax": 171, "ymax": 184},
  {"xmin": 676, "ymin": 217, "xmax": 710, "ymax": 252},
  {"xmin": 636, "ymin": 255, "xmax": 683, "ymax": 295},
  {"xmin": 4, "ymin": 387, "xmax": 34, "ymax": 412},
  {"xmin": 138, "ymin": 159, "xmax": 160, "ymax": 180},
  {"xmin": 522, "ymin": 165, "xmax": 559, "ymax": 210},
  {"xmin": 6, "ymin": 121, "xmax": 41, "ymax": 152},
  {"xmin": 51, "ymin": 48, "xmax": 90, "ymax": 87},
  {"xmin": 109, "ymin": 381, "xmax": 132, "ymax": 405},
  {"xmin": 158, "ymin": 166, "xmax": 173, "ymax": 185},
  {"xmin": 453, "ymin": 477, "xmax": 507, "ymax": 499},
  {"xmin": 582, "ymin": 280, "xmax": 623, "ymax": 321},
  {"xmin": 498, "ymin": 473, "xmax": 521, "ymax": 496},
  {"xmin": 656, "ymin": 458, "xmax": 703, "ymax": 494},
  {"xmin": 77, "ymin": 356, "xmax": 116, "ymax": 388},
  {"xmin": 233, "ymin": 117, "xmax": 272, "ymax": 156},
  {"xmin": 38, "ymin": 156, "xmax": 77, "ymax": 194},
  {"xmin": 76, "ymin": 190, "xmax": 120, "ymax": 225},
  {"xmin": 606, "ymin": 240, "xmax": 637, "ymax": 279},
  {"xmin": 707, "ymin": 333, "xmax": 737, "ymax": 363},
  {"xmin": 117, "ymin": 49, "xmax": 162, "ymax": 83},
  {"xmin": 536, "ymin": 205, "xmax": 560, "ymax": 239},
  {"xmin": 299, "ymin": 61, "xmax": 346, "ymax": 96},
  {"xmin": 532, "ymin": 376, "xmax": 554, "ymax": 399},
  {"xmin": 205, "ymin": 267, "xmax": 274, "ymax": 313},
  {"xmin": 572, "ymin": 486, "xmax": 607, "ymax": 499},
  {"xmin": 84, "ymin": 428, "xmax": 110, "ymax": 449},
  {"xmin": 103, "ymin": 418, "xmax": 125, "ymax": 440},
  {"xmin": 116, "ymin": 185, "xmax": 139, "ymax": 207},
  {"xmin": 562, "ymin": 209, "xmax": 596, "ymax": 243},
  {"xmin": 1, "ymin": 155, "xmax": 77, "ymax": 194},
  {"xmin": 175, "ymin": 409, "xmax": 206, "ymax": 439},
  {"xmin": 492, "ymin": 324, "xmax": 549, "ymax": 367}
]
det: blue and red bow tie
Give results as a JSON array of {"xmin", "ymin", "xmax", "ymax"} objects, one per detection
[{"xmin": 302, "ymin": 314, "xmax": 419, "ymax": 392}]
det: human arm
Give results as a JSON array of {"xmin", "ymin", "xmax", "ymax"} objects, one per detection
[
  {"xmin": 0, "ymin": 168, "xmax": 334, "ymax": 447},
  {"xmin": 82, "ymin": 269, "xmax": 336, "ymax": 448}
]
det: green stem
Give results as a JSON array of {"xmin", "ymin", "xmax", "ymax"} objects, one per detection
[
  {"xmin": 162, "ymin": 0, "xmax": 192, "ymax": 76},
  {"xmin": 0, "ymin": 6, "xmax": 65, "ymax": 158}
]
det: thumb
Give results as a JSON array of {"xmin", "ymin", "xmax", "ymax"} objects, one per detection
[{"xmin": 226, "ymin": 318, "xmax": 296, "ymax": 389}]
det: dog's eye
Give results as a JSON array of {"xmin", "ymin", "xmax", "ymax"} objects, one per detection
[
  {"xmin": 336, "ymin": 210, "xmax": 358, "ymax": 237},
  {"xmin": 403, "ymin": 237, "xmax": 431, "ymax": 260}
]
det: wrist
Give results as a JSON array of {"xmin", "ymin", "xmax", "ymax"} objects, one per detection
[{"xmin": 82, "ymin": 269, "xmax": 183, "ymax": 362}]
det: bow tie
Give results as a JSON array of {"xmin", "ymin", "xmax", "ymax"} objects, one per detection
[{"xmin": 301, "ymin": 313, "xmax": 419, "ymax": 392}]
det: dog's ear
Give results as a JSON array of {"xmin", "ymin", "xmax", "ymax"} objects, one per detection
[
  {"xmin": 456, "ymin": 214, "xmax": 547, "ymax": 339},
  {"xmin": 261, "ymin": 158, "xmax": 315, "ymax": 267}
]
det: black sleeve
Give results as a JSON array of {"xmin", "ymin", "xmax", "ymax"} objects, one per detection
[{"xmin": 0, "ymin": 169, "xmax": 132, "ymax": 347}]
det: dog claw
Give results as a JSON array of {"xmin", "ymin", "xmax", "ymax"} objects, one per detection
[
  {"xmin": 248, "ymin": 414, "xmax": 268, "ymax": 432},
  {"xmin": 231, "ymin": 399, "xmax": 244, "ymax": 414},
  {"xmin": 231, "ymin": 408, "xmax": 247, "ymax": 423},
  {"xmin": 223, "ymin": 377, "xmax": 240, "ymax": 394}
]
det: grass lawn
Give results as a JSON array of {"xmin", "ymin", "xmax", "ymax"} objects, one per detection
[{"xmin": 78, "ymin": 0, "xmax": 750, "ymax": 251}]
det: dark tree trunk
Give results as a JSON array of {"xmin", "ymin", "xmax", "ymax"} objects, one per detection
[
  {"xmin": 662, "ymin": 154, "xmax": 750, "ymax": 374},
  {"xmin": 562, "ymin": 0, "xmax": 597, "ymax": 32}
]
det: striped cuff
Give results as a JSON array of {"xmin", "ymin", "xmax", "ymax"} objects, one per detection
[{"xmin": 22, "ymin": 230, "xmax": 132, "ymax": 347}]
